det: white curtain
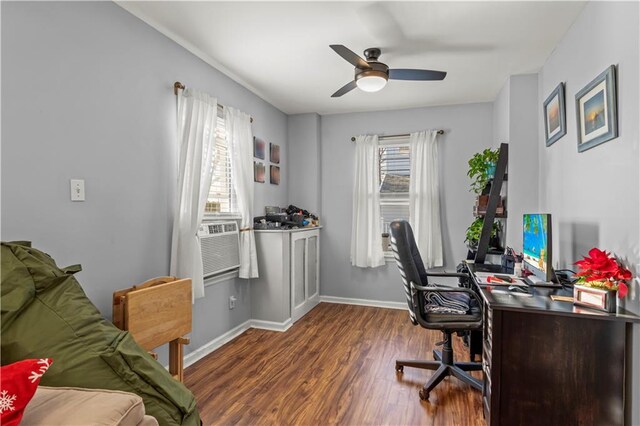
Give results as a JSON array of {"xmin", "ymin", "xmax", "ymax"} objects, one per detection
[
  {"xmin": 170, "ymin": 89, "xmax": 218, "ymax": 300},
  {"xmin": 225, "ymin": 106, "xmax": 259, "ymax": 278},
  {"xmin": 351, "ymin": 135, "xmax": 385, "ymax": 268},
  {"xmin": 409, "ymin": 130, "xmax": 443, "ymax": 268}
]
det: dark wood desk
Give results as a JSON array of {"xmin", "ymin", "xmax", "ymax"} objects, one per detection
[{"xmin": 466, "ymin": 262, "xmax": 640, "ymax": 425}]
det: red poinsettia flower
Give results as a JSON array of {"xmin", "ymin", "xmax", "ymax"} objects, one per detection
[
  {"xmin": 615, "ymin": 267, "xmax": 632, "ymax": 281},
  {"xmin": 618, "ymin": 282, "xmax": 629, "ymax": 299},
  {"xmin": 575, "ymin": 248, "xmax": 619, "ymax": 275},
  {"xmin": 574, "ymin": 247, "xmax": 634, "ymax": 299}
]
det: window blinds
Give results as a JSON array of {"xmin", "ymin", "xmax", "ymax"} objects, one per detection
[
  {"xmin": 207, "ymin": 115, "xmax": 237, "ymax": 214},
  {"xmin": 379, "ymin": 143, "xmax": 410, "ymax": 235}
]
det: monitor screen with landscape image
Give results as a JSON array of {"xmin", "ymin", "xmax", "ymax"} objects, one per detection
[{"xmin": 523, "ymin": 213, "xmax": 553, "ymax": 282}]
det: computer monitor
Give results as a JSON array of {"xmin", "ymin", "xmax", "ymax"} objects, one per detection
[{"xmin": 522, "ymin": 213, "xmax": 553, "ymax": 282}]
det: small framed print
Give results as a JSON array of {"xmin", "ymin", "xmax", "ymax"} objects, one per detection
[
  {"xmin": 270, "ymin": 165, "xmax": 280, "ymax": 185},
  {"xmin": 575, "ymin": 65, "xmax": 618, "ymax": 152},
  {"xmin": 543, "ymin": 83, "xmax": 566, "ymax": 147},
  {"xmin": 254, "ymin": 161, "xmax": 265, "ymax": 183},
  {"xmin": 573, "ymin": 284, "xmax": 616, "ymax": 313},
  {"xmin": 270, "ymin": 143, "xmax": 280, "ymax": 164},
  {"xmin": 254, "ymin": 137, "xmax": 266, "ymax": 160}
]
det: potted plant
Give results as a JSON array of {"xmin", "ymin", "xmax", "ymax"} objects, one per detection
[
  {"xmin": 465, "ymin": 218, "xmax": 501, "ymax": 250},
  {"xmin": 573, "ymin": 248, "xmax": 632, "ymax": 312},
  {"xmin": 467, "ymin": 148, "xmax": 500, "ymax": 195}
]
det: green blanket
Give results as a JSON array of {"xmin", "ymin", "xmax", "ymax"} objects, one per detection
[{"xmin": 1, "ymin": 241, "xmax": 200, "ymax": 426}]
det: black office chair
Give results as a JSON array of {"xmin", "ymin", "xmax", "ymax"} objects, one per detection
[{"xmin": 389, "ymin": 220, "xmax": 483, "ymax": 400}]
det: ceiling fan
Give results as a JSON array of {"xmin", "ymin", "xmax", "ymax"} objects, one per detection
[{"xmin": 329, "ymin": 44, "xmax": 447, "ymax": 97}]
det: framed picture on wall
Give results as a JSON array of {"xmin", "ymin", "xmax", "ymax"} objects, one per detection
[
  {"xmin": 543, "ymin": 83, "xmax": 566, "ymax": 146},
  {"xmin": 575, "ymin": 65, "xmax": 618, "ymax": 152},
  {"xmin": 254, "ymin": 161, "xmax": 265, "ymax": 183},
  {"xmin": 270, "ymin": 165, "xmax": 280, "ymax": 185},
  {"xmin": 254, "ymin": 137, "xmax": 266, "ymax": 160},
  {"xmin": 270, "ymin": 143, "xmax": 280, "ymax": 164}
]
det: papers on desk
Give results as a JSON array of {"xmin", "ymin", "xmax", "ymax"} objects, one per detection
[
  {"xmin": 550, "ymin": 295, "xmax": 574, "ymax": 303},
  {"xmin": 474, "ymin": 272, "xmax": 527, "ymax": 287},
  {"xmin": 490, "ymin": 289, "xmax": 533, "ymax": 297}
]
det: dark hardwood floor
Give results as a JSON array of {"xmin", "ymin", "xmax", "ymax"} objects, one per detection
[{"xmin": 184, "ymin": 303, "xmax": 484, "ymax": 425}]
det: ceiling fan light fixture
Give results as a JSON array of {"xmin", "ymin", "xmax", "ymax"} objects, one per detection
[
  {"xmin": 356, "ymin": 70, "xmax": 388, "ymax": 92},
  {"xmin": 330, "ymin": 45, "xmax": 445, "ymax": 97}
]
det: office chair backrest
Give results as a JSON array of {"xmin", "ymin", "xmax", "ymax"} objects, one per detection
[{"xmin": 390, "ymin": 220, "xmax": 429, "ymax": 326}]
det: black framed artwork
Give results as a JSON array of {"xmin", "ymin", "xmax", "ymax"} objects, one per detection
[
  {"xmin": 254, "ymin": 161, "xmax": 265, "ymax": 183},
  {"xmin": 575, "ymin": 65, "xmax": 618, "ymax": 152},
  {"xmin": 543, "ymin": 83, "xmax": 566, "ymax": 147},
  {"xmin": 254, "ymin": 137, "xmax": 266, "ymax": 160},
  {"xmin": 270, "ymin": 143, "xmax": 280, "ymax": 164},
  {"xmin": 270, "ymin": 165, "xmax": 280, "ymax": 185}
]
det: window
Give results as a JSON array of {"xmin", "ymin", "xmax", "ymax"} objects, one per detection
[
  {"xmin": 205, "ymin": 112, "xmax": 238, "ymax": 216},
  {"xmin": 379, "ymin": 139, "xmax": 410, "ymax": 249}
]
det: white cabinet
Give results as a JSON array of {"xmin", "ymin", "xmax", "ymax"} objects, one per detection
[
  {"xmin": 290, "ymin": 229, "xmax": 320, "ymax": 322},
  {"xmin": 251, "ymin": 228, "xmax": 321, "ymax": 328}
]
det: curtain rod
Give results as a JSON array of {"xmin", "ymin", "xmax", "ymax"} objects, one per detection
[
  {"xmin": 350, "ymin": 130, "xmax": 444, "ymax": 142},
  {"xmin": 173, "ymin": 82, "xmax": 253, "ymax": 123}
]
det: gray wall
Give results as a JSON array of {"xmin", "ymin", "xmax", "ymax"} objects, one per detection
[
  {"xmin": 287, "ymin": 113, "xmax": 321, "ymax": 215},
  {"xmin": 492, "ymin": 75, "xmax": 541, "ymax": 251},
  {"xmin": 537, "ymin": 1, "xmax": 639, "ymax": 421},
  {"xmin": 320, "ymin": 103, "xmax": 493, "ymax": 302},
  {"xmin": 0, "ymin": 1, "xmax": 288, "ymax": 357},
  {"xmin": 504, "ymin": 74, "xmax": 540, "ymax": 251},
  {"xmin": 493, "ymin": 80, "xmax": 510, "ymax": 144}
]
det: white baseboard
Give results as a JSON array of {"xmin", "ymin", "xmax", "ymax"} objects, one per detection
[
  {"xmin": 183, "ymin": 320, "xmax": 252, "ymax": 369},
  {"xmin": 319, "ymin": 295, "xmax": 406, "ymax": 310},
  {"xmin": 250, "ymin": 318, "xmax": 292, "ymax": 332},
  {"xmin": 291, "ymin": 295, "xmax": 320, "ymax": 323},
  {"xmin": 182, "ymin": 298, "xmax": 404, "ymax": 369},
  {"xmin": 182, "ymin": 318, "xmax": 291, "ymax": 369}
]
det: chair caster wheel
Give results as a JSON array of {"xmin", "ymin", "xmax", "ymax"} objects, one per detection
[
  {"xmin": 419, "ymin": 389, "xmax": 429, "ymax": 400},
  {"xmin": 395, "ymin": 364, "xmax": 404, "ymax": 373}
]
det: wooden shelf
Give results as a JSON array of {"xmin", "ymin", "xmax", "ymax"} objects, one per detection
[
  {"xmin": 467, "ymin": 245, "xmax": 504, "ymax": 255},
  {"xmin": 473, "ymin": 143, "xmax": 509, "ymax": 264},
  {"xmin": 488, "ymin": 173, "xmax": 508, "ymax": 183},
  {"xmin": 474, "ymin": 194, "xmax": 506, "ymax": 218}
]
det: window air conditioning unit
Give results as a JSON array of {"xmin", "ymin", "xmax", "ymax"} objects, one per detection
[{"xmin": 198, "ymin": 221, "xmax": 240, "ymax": 278}]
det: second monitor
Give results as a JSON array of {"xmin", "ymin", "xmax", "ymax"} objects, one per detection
[{"xmin": 523, "ymin": 213, "xmax": 555, "ymax": 284}]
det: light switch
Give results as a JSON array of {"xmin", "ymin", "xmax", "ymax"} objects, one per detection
[{"xmin": 70, "ymin": 179, "xmax": 85, "ymax": 201}]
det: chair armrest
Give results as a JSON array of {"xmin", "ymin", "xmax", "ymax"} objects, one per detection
[
  {"xmin": 411, "ymin": 282, "xmax": 484, "ymax": 330},
  {"xmin": 411, "ymin": 283, "xmax": 483, "ymax": 309},
  {"xmin": 424, "ymin": 271, "xmax": 470, "ymax": 279}
]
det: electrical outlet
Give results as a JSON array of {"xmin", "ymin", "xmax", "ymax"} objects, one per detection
[{"xmin": 229, "ymin": 296, "xmax": 237, "ymax": 310}]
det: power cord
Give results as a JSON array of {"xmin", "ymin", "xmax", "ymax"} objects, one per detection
[{"xmin": 555, "ymin": 269, "xmax": 578, "ymax": 289}]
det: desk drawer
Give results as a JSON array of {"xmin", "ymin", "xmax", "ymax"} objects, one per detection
[
  {"xmin": 483, "ymin": 341, "xmax": 492, "ymax": 365},
  {"xmin": 484, "ymin": 306, "xmax": 493, "ymax": 328},
  {"xmin": 483, "ymin": 307, "xmax": 493, "ymax": 347},
  {"xmin": 483, "ymin": 395, "xmax": 491, "ymax": 424},
  {"xmin": 482, "ymin": 359, "xmax": 491, "ymax": 384}
]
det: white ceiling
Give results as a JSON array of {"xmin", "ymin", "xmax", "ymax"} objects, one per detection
[{"xmin": 117, "ymin": 1, "xmax": 586, "ymax": 115}]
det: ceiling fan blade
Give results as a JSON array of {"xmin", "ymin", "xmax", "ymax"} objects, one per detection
[
  {"xmin": 330, "ymin": 45, "xmax": 371, "ymax": 69},
  {"xmin": 389, "ymin": 69, "xmax": 447, "ymax": 81},
  {"xmin": 331, "ymin": 81, "xmax": 357, "ymax": 98}
]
